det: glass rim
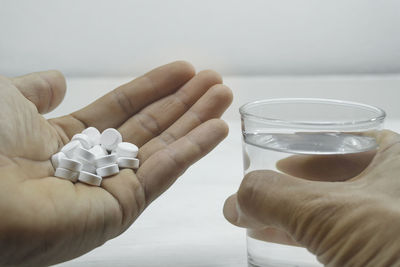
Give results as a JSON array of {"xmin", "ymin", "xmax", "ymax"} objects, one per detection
[{"xmin": 239, "ymin": 98, "xmax": 386, "ymax": 127}]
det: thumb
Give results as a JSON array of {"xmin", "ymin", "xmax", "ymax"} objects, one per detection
[
  {"xmin": 12, "ymin": 70, "xmax": 66, "ymax": 114},
  {"xmin": 224, "ymin": 170, "xmax": 335, "ymax": 243}
]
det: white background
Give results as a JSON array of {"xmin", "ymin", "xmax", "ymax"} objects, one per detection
[
  {"xmin": 2, "ymin": 0, "xmax": 400, "ymax": 116},
  {"xmin": 1, "ymin": 0, "xmax": 400, "ymax": 76}
]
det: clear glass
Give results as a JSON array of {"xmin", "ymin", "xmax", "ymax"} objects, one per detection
[{"xmin": 240, "ymin": 98, "xmax": 386, "ymax": 267}]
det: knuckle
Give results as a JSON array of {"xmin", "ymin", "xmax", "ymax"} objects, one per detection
[
  {"xmin": 159, "ymin": 130, "xmax": 178, "ymax": 145},
  {"xmin": 113, "ymin": 88, "xmax": 134, "ymax": 117},
  {"xmin": 289, "ymin": 190, "xmax": 344, "ymax": 246},
  {"xmin": 135, "ymin": 113, "xmax": 161, "ymax": 136},
  {"xmin": 172, "ymin": 92, "xmax": 192, "ymax": 111}
]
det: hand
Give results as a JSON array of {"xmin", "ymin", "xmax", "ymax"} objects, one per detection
[
  {"xmin": 224, "ymin": 130, "xmax": 400, "ymax": 266},
  {"xmin": 0, "ymin": 61, "xmax": 233, "ymax": 266}
]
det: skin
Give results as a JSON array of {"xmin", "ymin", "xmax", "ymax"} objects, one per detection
[
  {"xmin": 0, "ymin": 61, "xmax": 233, "ymax": 266},
  {"xmin": 224, "ymin": 130, "xmax": 400, "ymax": 266}
]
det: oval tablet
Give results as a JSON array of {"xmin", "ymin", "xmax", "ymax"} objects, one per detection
[
  {"xmin": 71, "ymin": 133, "xmax": 91, "ymax": 149},
  {"xmin": 117, "ymin": 157, "xmax": 139, "ymax": 169},
  {"xmin": 51, "ymin": 151, "xmax": 66, "ymax": 169},
  {"xmin": 95, "ymin": 154, "xmax": 117, "ymax": 168},
  {"xmin": 89, "ymin": 145, "xmax": 108, "ymax": 158},
  {"xmin": 72, "ymin": 155, "xmax": 92, "ymax": 165},
  {"xmin": 61, "ymin": 140, "xmax": 82, "ymax": 158},
  {"xmin": 100, "ymin": 128, "xmax": 122, "ymax": 151},
  {"xmin": 96, "ymin": 164, "xmax": 119, "ymax": 177},
  {"xmin": 79, "ymin": 158, "xmax": 96, "ymax": 173},
  {"xmin": 116, "ymin": 142, "xmax": 138, "ymax": 158},
  {"xmin": 55, "ymin": 167, "xmax": 79, "ymax": 182},
  {"xmin": 78, "ymin": 171, "xmax": 102, "ymax": 186},
  {"xmin": 74, "ymin": 147, "xmax": 96, "ymax": 162},
  {"xmin": 58, "ymin": 158, "xmax": 82, "ymax": 172},
  {"xmin": 82, "ymin": 127, "xmax": 101, "ymax": 146},
  {"xmin": 82, "ymin": 163, "xmax": 96, "ymax": 174}
]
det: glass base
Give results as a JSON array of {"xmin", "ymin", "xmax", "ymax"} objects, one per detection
[{"xmin": 247, "ymin": 235, "xmax": 323, "ymax": 267}]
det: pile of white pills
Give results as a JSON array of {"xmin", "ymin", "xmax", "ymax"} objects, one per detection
[{"xmin": 51, "ymin": 127, "xmax": 139, "ymax": 186}]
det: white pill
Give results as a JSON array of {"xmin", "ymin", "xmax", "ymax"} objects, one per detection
[
  {"xmin": 82, "ymin": 163, "xmax": 96, "ymax": 174},
  {"xmin": 78, "ymin": 171, "xmax": 102, "ymax": 186},
  {"xmin": 116, "ymin": 142, "xmax": 138, "ymax": 158},
  {"xmin": 82, "ymin": 127, "xmax": 101, "ymax": 146},
  {"xmin": 55, "ymin": 167, "xmax": 79, "ymax": 182},
  {"xmin": 58, "ymin": 158, "xmax": 82, "ymax": 172},
  {"xmin": 73, "ymin": 155, "xmax": 96, "ymax": 174},
  {"xmin": 100, "ymin": 128, "xmax": 122, "ymax": 151},
  {"xmin": 89, "ymin": 145, "xmax": 108, "ymax": 158},
  {"xmin": 71, "ymin": 133, "xmax": 91, "ymax": 149},
  {"xmin": 95, "ymin": 154, "xmax": 117, "ymax": 168},
  {"xmin": 74, "ymin": 147, "xmax": 96, "ymax": 162},
  {"xmin": 51, "ymin": 151, "xmax": 66, "ymax": 169},
  {"xmin": 61, "ymin": 141, "xmax": 82, "ymax": 158},
  {"xmin": 117, "ymin": 157, "xmax": 139, "ymax": 169},
  {"xmin": 96, "ymin": 164, "xmax": 119, "ymax": 177},
  {"xmin": 72, "ymin": 154, "xmax": 90, "ymax": 164}
]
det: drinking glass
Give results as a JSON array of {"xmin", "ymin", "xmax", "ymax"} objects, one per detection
[{"xmin": 240, "ymin": 98, "xmax": 386, "ymax": 267}]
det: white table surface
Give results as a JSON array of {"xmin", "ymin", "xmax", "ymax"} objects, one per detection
[{"xmin": 50, "ymin": 76, "xmax": 400, "ymax": 267}]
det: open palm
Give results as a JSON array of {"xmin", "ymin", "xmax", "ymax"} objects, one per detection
[{"xmin": 0, "ymin": 61, "xmax": 232, "ymax": 266}]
